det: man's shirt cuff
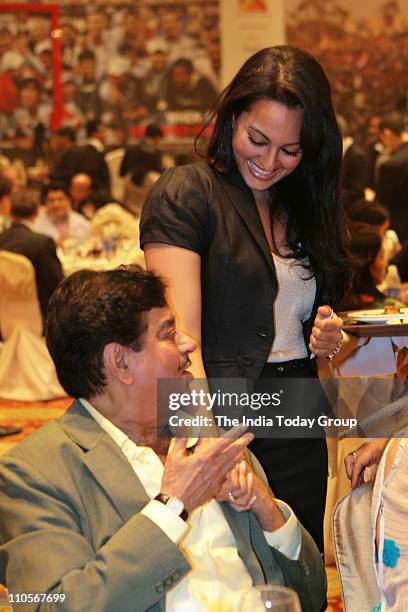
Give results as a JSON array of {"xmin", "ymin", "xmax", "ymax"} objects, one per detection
[
  {"xmin": 263, "ymin": 499, "xmax": 301, "ymax": 560},
  {"xmin": 141, "ymin": 499, "xmax": 189, "ymax": 544}
]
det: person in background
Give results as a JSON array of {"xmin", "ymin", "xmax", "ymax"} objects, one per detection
[
  {"xmin": 337, "ymin": 114, "xmax": 369, "ymax": 210},
  {"xmin": 139, "ymin": 49, "xmax": 168, "ymax": 117},
  {"xmin": 99, "ymin": 56, "xmax": 149, "ymax": 133},
  {"xmin": 61, "ymin": 77, "xmax": 84, "ymax": 131},
  {"xmin": 0, "ymin": 187, "xmax": 63, "ymax": 326},
  {"xmin": 74, "ymin": 49, "xmax": 104, "ymax": 122},
  {"xmin": 76, "ymin": 189, "xmax": 113, "ymax": 220},
  {"xmin": 365, "ymin": 114, "xmax": 390, "ymax": 189},
  {"xmin": 120, "ymin": 123, "xmax": 164, "ymax": 187},
  {"xmin": 347, "ymin": 198, "xmax": 401, "ymax": 261},
  {"xmin": 69, "ymin": 172, "xmax": 94, "ymax": 213},
  {"xmin": 47, "ymin": 127, "xmax": 76, "ymax": 174},
  {"xmin": 0, "ymin": 266, "xmax": 326, "ymax": 610},
  {"xmin": 163, "ymin": 57, "xmax": 218, "ymax": 113},
  {"xmin": 0, "ymin": 160, "xmax": 24, "ymax": 192},
  {"xmin": 340, "ymin": 221, "xmax": 399, "ymax": 311},
  {"xmin": 34, "ymin": 181, "xmax": 90, "ymax": 246},
  {"xmin": 376, "ymin": 112, "xmax": 408, "ymax": 242},
  {"xmin": 12, "ymin": 78, "xmax": 51, "ymax": 156},
  {"xmin": 51, "ymin": 120, "xmax": 110, "ymax": 192},
  {"xmin": 141, "ymin": 45, "xmax": 351, "ymax": 553},
  {"xmin": 0, "ymin": 51, "xmax": 25, "ymax": 124},
  {"xmin": 0, "ymin": 176, "xmax": 13, "ymax": 233}
]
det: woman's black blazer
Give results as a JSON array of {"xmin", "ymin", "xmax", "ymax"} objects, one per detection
[{"xmin": 140, "ymin": 162, "xmax": 322, "ymax": 379}]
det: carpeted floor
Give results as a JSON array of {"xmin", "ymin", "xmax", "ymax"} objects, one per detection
[{"xmin": 0, "ymin": 397, "xmax": 343, "ymax": 610}]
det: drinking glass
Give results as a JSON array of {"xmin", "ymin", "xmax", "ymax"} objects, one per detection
[{"xmin": 240, "ymin": 584, "xmax": 302, "ymax": 612}]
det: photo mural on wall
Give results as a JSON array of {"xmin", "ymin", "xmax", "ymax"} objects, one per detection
[
  {"xmin": 0, "ymin": 0, "xmax": 407, "ymax": 153},
  {"xmin": 285, "ymin": 0, "xmax": 408, "ymax": 145},
  {"xmin": 0, "ymin": 1, "xmax": 220, "ymax": 149}
]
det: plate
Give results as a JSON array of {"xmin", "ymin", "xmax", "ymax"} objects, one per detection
[{"xmin": 345, "ymin": 308, "xmax": 408, "ymax": 323}]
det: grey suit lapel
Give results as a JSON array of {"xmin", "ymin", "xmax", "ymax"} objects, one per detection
[
  {"xmin": 221, "ymin": 502, "xmax": 285, "ymax": 587},
  {"xmin": 59, "ymin": 400, "xmax": 150, "ymax": 523}
]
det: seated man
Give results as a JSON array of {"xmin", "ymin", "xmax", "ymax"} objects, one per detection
[
  {"xmin": 33, "ymin": 181, "xmax": 91, "ymax": 246},
  {"xmin": 0, "ymin": 266, "xmax": 326, "ymax": 611},
  {"xmin": 0, "ymin": 187, "xmax": 63, "ymax": 327}
]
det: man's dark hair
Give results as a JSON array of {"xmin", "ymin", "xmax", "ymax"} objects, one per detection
[
  {"xmin": 85, "ymin": 119, "xmax": 101, "ymax": 138},
  {"xmin": 380, "ymin": 111, "xmax": 405, "ymax": 135},
  {"xmin": 18, "ymin": 77, "xmax": 43, "ymax": 94},
  {"xmin": 10, "ymin": 188, "xmax": 39, "ymax": 219},
  {"xmin": 45, "ymin": 266, "xmax": 167, "ymax": 399},
  {"xmin": 55, "ymin": 126, "xmax": 76, "ymax": 143},
  {"xmin": 171, "ymin": 57, "xmax": 193, "ymax": 74},
  {"xmin": 347, "ymin": 199, "xmax": 390, "ymax": 227},
  {"xmin": 145, "ymin": 123, "xmax": 163, "ymax": 139},
  {"xmin": 78, "ymin": 49, "xmax": 96, "ymax": 63},
  {"xmin": 0, "ymin": 176, "xmax": 13, "ymax": 199},
  {"xmin": 42, "ymin": 181, "xmax": 70, "ymax": 201}
]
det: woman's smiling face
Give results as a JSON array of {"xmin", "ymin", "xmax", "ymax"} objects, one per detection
[{"xmin": 232, "ymin": 98, "xmax": 303, "ymax": 200}]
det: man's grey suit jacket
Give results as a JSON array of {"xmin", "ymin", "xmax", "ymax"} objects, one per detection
[{"xmin": 0, "ymin": 401, "xmax": 326, "ymax": 611}]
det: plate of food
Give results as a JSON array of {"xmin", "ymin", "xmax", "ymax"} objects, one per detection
[{"xmin": 345, "ymin": 306, "xmax": 408, "ymax": 323}]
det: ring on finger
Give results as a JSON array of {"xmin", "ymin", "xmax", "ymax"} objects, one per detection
[{"xmin": 352, "ymin": 451, "xmax": 357, "ymax": 459}]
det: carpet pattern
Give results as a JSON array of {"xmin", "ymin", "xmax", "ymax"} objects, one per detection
[{"xmin": 0, "ymin": 397, "xmax": 344, "ymax": 610}]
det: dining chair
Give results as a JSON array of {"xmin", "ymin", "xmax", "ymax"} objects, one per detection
[{"xmin": 0, "ymin": 250, "xmax": 66, "ymax": 401}]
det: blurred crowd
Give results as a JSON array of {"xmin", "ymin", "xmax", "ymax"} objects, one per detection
[
  {"xmin": 287, "ymin": 0, "xmax": 408, "ymax": 144},
  {"xmin": 0, "ymin": 2, "xmax": 220, "ymax": 155}
]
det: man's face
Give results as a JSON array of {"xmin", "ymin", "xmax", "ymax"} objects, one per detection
[
  {"xmin": 151, "ymin": 52, "xmax": 167, "ymax": 73},
  {"xmin": 127, "ymin": 307, "xmax": 195, "ymax": 428},
  {"xmin": 45, "ymin": 190, "xmax": 71, "ymax": 221},
  {"xmin": 124, "ymin": 14, "xmax": 144, "ymax": 38},
  {"xmin": 171, "ymin": 65, "xmax": 191, "ymax": 87},
  {"xmin": 80, "ymin": 58, "xmax": 96, "ymax": 81},
  {"xmin": 20, "ymin": 84, "xmax": 40, "ymax": 111},
  {"xmin": 70, "ymin": 175, "xmax": 92, "ymax": 206},
  {"xmin": 162, "ymin": 14, "xmax": 182, "ymax": 41},
  {"xmin": 87, "ymin": 13, "xmax": 106, "ymax": 38}
]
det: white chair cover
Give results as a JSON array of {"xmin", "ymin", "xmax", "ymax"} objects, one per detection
[
  {"xmin": 0, "ymin": 250, "xmax": 66, "ymax": 401},
  {"xmin": 105, "ymin": 148, "xmax": 126, "ymax": 202}
]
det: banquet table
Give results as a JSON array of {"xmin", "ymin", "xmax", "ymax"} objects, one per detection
[{"xmin": 58, "ymin": 239, "xmax": 145, "ymax": 276}]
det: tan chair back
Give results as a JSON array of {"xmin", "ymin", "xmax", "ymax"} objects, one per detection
[{"xmin": 0, "ymin": 250, "xmax": 42, "ymax": 339}]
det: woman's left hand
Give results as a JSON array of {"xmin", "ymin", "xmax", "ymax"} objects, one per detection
[
  {"xmin": 309, "ymin": 305, "xmax": 343, "ymax": 358},
  {"xmin": 216, "ymin": 460, "xmax": 256, "ymax": 511}
]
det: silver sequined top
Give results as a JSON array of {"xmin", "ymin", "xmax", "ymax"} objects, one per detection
[{"xmin": 267, "ymin": 252, "xmax": 316, "ymax": 362}]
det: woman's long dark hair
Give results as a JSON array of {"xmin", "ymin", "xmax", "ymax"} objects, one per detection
[{"xmin": 196, "ymin": 45, "xmax": 352, "ymax": 306}]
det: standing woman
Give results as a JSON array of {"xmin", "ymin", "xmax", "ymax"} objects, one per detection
[{"xmin": 140, "ymin": 45, "xmax": 351, "ymax": 553}]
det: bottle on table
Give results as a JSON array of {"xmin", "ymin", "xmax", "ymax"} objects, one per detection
[{"xmin": 384, "ymin": 264, "xmax": 402, "ymax": 300}]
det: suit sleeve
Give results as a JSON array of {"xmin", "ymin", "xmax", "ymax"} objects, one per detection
[{"xmin": 0, "ymin": 456, "xmax": 190, "ymax": 612}]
